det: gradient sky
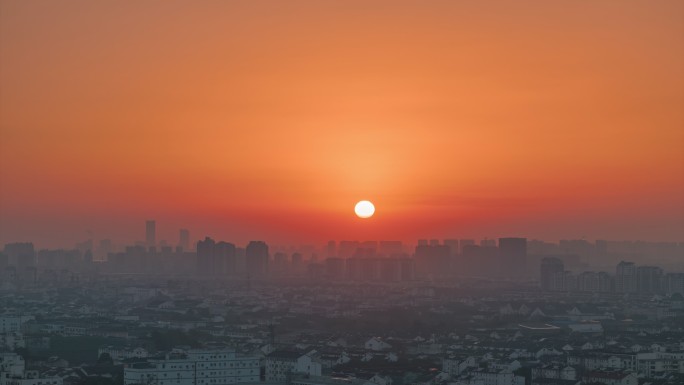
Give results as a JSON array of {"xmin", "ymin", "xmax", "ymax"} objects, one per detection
[{"xmin": 1, "ymin": 1, "xmax": 683, "ymax": 248}]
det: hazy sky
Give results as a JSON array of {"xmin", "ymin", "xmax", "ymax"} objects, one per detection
[{"xmin": 1, "ymin": 1, "xmax": 683, "ymax": 247}]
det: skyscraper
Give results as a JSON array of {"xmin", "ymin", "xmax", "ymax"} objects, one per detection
[{"xmin": 146, "ymin": 220, "xmax": 156, "ymax": 248}]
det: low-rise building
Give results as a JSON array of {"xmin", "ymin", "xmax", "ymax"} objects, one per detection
[
  {"xmin": 123, "ymin": 349, "xmax": 259, "ymax": 385},
  {"xmin": 581, "ymin": 370, "xmax": 637, "ymax": 385}
]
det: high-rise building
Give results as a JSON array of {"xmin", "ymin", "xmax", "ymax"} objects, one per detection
[
  {"xmin": 3, "ymin": 243, "xmax": 36, "ymax": 269},
  {"xmin": 338, "ymin": 241, "xmax": 359, "ymax": 258},
  {"xmin": 272, "ymin": 252, "xmax": 288, "ymax": 275},
  {"xmin": 597, "ymin": 272, "xmax": 613, "ymax": 292},
  {"xmin": 443, "ymin": 239, "xmax": 459, "ymax": 256},
  {"xmin": 196, "ymin": 237, "xmax": 216, "ymax": 275},
  {"xmin": 480, "ymin": 239, "xmax": 496, "ymax": 247},
  {"xmin": 179, "ymin": 229, "xmax": 190, "ymax": 251},
  {"xmin": 637, "ymin": 266, "xmax": 663, "ymax": 294},
  {"xmin": 325, "ymin": 257, "xmax": 345, "ymax": 279},
  {"xmin": 246, "ymin": 241, "xmax": 269, "ymax": 277},
  {"xmin": 615, "ymin": 261, "xmax": 637, "ymax": 293},
  {"xmin": 195, "ymin": 237, "xmax": 236, "ymax": 276},
  {"xmin": 578, "ymin": 271, "xmax": 599, "ymax": 292},
  {"xmin": 290, "ymin": 252, "xmax": 303, "ymax": 274},
  {"xmin": 499, "ymin": 238, "xmax": 527, "ymax": 278},
  {"xmin": 540, "ymin": 257, "xmax": 564, "ymax": 291},
  {"xmin": 215, "ymin": 241, "xmax": 236, "ymax": 276},
  {"xmin": 326, "ymin": 241, "xmax": 336, "ymax": 258},
  {"xmin": 379, "ymin": 241, "xmax": 403, "ymax": 256},
  {"xmin": 414, "ymin": 244, "xmax": 450, "ymax": 279},
  {"xmin": 665, "ymin": 273, "xmax": 684, "ymax": 295},
  {"xmin": 146, "ymin": 220, "xmax": 156, "ymax": 248},
  {"xmin": 458, "ymin": 239, "xmax": 475, "ymax": 253}
]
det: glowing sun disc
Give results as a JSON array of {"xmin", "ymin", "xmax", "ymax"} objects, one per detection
[{"xmin": 354, "ymin": 200, "xmax": 375, "ymax": 218}]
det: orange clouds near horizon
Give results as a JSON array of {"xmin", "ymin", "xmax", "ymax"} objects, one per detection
[{"xmin": 1, "ymin": 1, "xmax": 683, "ymax": 248}]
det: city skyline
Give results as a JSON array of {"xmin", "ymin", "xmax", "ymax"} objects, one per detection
[
  {"xmin": 4, "ymin": 218, "xmax": 684, "ymax": 252},
  {"xmin": 1, "ymin": 1, "xmax": 683, "ymax": 247},
  {"xmin": 2, "ymin": 2, "xmax": 684, "ymax": 384}
]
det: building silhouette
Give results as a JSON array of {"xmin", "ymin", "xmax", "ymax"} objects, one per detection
[
  {"xmin": 215, "ymin": 241, "xmax": 237, "ymax": 276},
  {"xmin": 246, "ymin": 241, "xmax": 269, "ymax": 277},
  {"xmin": 499, "ymin": 238, "xmax": 527, "ymax": 278},
  {"xmin": 414, "ymin": 243, "xmax": 450, "ymax": 279},
  {"xmin": 196, "ymin": 237, "xmax": 215, "ymax": 275},
  {"xmin": 540, "ymin": 257, "xmax": 564, "ymax": 291},
  {"xmin": 179, "ymin": 229, "xmax": 190, "ymax": 251},
  {"xmin": 637, "ymin": 266, "xmax": 663, "ymax": 293},
  {"xmin": 615, "ymin": 261, "xmax": 637, "ymax": 293},
  {"xmin": 145, "ymin": 220, "xmax": 156, "ymax": 248}
]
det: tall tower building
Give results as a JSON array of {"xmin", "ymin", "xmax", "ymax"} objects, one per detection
[{"xmin": 146, "ymin": 220, "xmax": 156, "ymax": 248}]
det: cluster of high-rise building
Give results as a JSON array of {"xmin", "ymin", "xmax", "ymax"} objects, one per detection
[
  {"xmin": 2, "ymin": 220, "xmax": 683, "ymax": 288},
  {"xmin": 540, "ymin": 258, "xmax": 684, "ymax": 294}
]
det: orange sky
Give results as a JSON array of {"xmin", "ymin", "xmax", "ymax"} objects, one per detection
[{"xmin": 1, "ymin": 1, "xmax": 683, "ymax": 247}]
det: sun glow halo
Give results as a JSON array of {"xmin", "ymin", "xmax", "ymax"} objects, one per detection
[{"xmin": 354, "ymin": 200, "xmax": 375, "ymax": 218}]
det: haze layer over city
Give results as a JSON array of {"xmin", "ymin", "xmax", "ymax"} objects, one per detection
[{"xmin": 1, "ymin": 1, "xmax": 683, "ymax": 385}]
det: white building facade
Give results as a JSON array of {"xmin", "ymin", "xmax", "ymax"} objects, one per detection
[{"xmin": 124, "ymin": 349, "xmax": 259, "ymax": 385}]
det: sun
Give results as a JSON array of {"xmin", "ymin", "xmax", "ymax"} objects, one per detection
[{"xmin": 354, "ymin": 200, "xmax": 375, "ymax": 218}]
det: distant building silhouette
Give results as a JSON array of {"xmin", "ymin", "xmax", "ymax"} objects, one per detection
[
  {"xmin": 338, "ymin": 241, "xmax": 359, "ymax": 259},
  {"xmin": 246, "ymin": 241, "xmax": 269, "ymax": 277},
  {"xmin": 290, "ymin": 252, "xmax": 303, "ymax": 274},
  {"xmin": 195, "ymin": 237, "xmax": 236, "ymax": 276},
  {"xmin": 540, "ymin": 257, "xmax": 564, "ymax": 291},
  {"xmin": 615, "ymin": 261, "xmax": 637, "ymax": 293},
  {"xmin": 3, "ymin": 242, "xmax": 35, "ymax": 269},
  {"xmin": 458, "ymin": 239, "xmax": 475, "ymax": 254},
  {"xmin": 462, "ymin": 244, "xmax": 497, "ymax": 277},
  {"xmin": 179, "ymin": 229, "xmax": 190, "ymax": 251},
  {"xmin": 443, "ymin": 239, "xmax": 458, "ymax": 256},
  {"xmin": 145, "ymin": 220, "xmax": 156, "ymax": 248},
  {"xmin": 414, "ymin": 243, "xmax": 450, "ymax": 279},
  {"xmin": 379, "ymin": 241, "xmax": 403, "ymax": 256},
  {"xmin": 326, "ymin": 240, "xmax": 336, "ymax": 258},
  {"xmin": 196, "ymin": 237, "xmax": 215, "ymax": 275},
  {"xmin": 215, "ymin": 241, "xmax": 237, "ymax": 276},
  {"xmin": 636, "ymin": 266, "xmax": 663, "ymax": 294},
  {"xmin": 499, "ymin": 238, "xmax": 527, "ymax": 278},
  {"xmin": 480, "ymin": 239, "xmax": 496, "ymax": 247}
]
